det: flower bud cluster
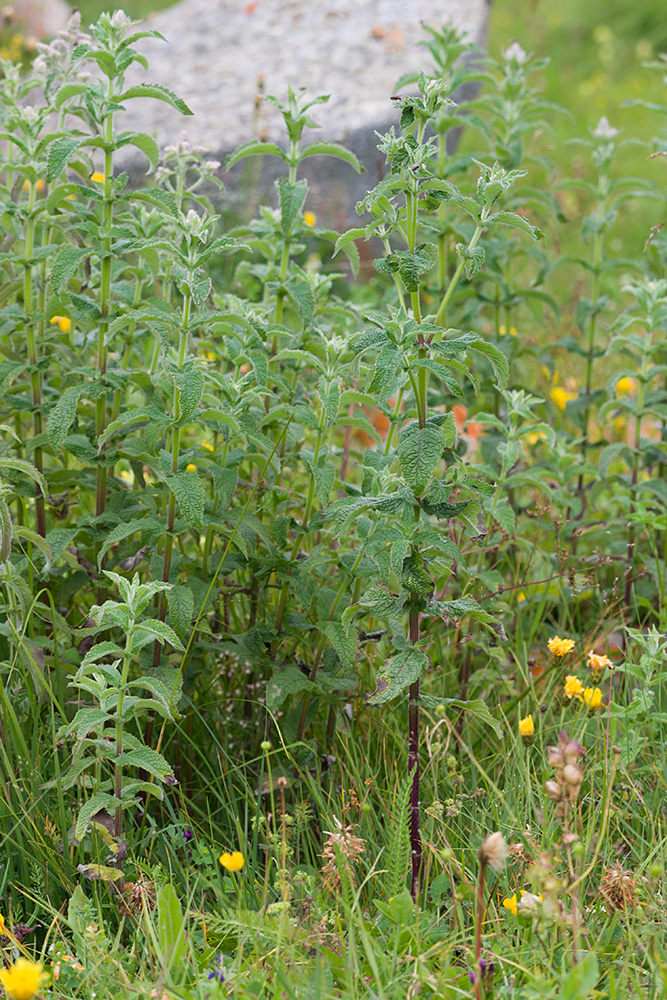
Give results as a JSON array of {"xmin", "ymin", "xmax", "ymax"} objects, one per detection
[{"xmin": 544, "ymin": 731, "xmax": 585, "ymax": 820}]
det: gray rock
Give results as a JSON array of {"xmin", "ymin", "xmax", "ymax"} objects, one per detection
[
  {"xmin": 11, "ymin": 0, "xmax": 69, "ymax": 38},
  {"xmin": 119, "ymin": 0, "xmax": 489, "ymax": 222}
]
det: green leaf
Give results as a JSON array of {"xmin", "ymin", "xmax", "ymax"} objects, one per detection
[
  {"xmin": 455, "ymin": 243, "xmax": 485, "ymax": 280},
  {"xmin": 50, "ymin": 246, "xmax": 90, "ymax": 294},
  {"xmin": 47, "ymin": 385, "xmax": 87, "ymax": 452},
  {"xmin": 117, "ymin": 83, "xmax": 193, "ymax": 115},
  {"xmin": 267, "ymin": 665, "xmax": 315, "ymax": 712},
  {"xmin": 166, "ymin": 471, "xmax": 205, "ymax": 530},
  {"xmin": 118, "ymin": 131, "xmax": 160, "ymax": 167},
  {"xmin": 420, "ymin": 696, "xmax": 503, "ymax": 738},
  {"xmin": 54, "ymin": 82, "xmax": 90, "ymax": 108},
  {"xmin": 75, "ymin": 792, "xmax": 121, "ymax": 841},
  {"xmin": 67, "ymin": 707, "xmax": 111, "ymax": 740},
  {"xmin": 46, "ymin": 136, "xmax": 80, "ymax": 182},
  {"xmin": 98, "ymin": 406, "xmax": 169, "ymax": 447},
  {"xmin": 167, "ymin": 585, "xmax": 195, "ymax": 639},
  {"xmin": 224, "ymin": 139, "xmax": 287, "ymax": 170},
  {"xmin": 488, "ymin": 210, "xmax": 545, "ymax": 241},
  {"xmin": 560, "ymin": 953, "xmax": 599, "ymax": 1000},
  {"xmin": 396, "ymin": 243, "xmax": 437, "ymax": 292},
  {"xmin": 0, "ymin": 496, "xmax": 12, "ymax": 561},
  {"xmin": 1, "ymin": 457, "xmax": 48, "ymax": 498},
  {"xmin": 117, "ymin": 747, "xmax": 175, "ymax": 782},
  {"xmin": 97, "ymin": 517, "xmax": 161, "ymax": 568},
  {"xmin": 313, "ymin": 466, "xmax": 334, "ymax": 507},
  {"xmin": 157, "ymin": 884, "xmax": 187, "ymax": 970},
  {"xmin": 368, "ymin": 647, "xmax": 428, "ymax": 704},
  {"xmin": 317, "ymin": 621, "xmax": 357, "ymax": 671},
  {"xmin": 469, "ymin": 338, "xmax": 510, "ymax": 389},
  {"xmin": 278, "ymin": 179, "xmax": 308, "ymax": 236},
  {"xmin": 300, "ymin": 141, "xmax": 364, "ymax": 172},
  {"xmin": 173, "ymin": 366, "xmax": 204, "ymax": 421},
  {"xmin": 132, "ymin": 619, "xmax": 184, "ymax": 651},
  {"xmin": 398, "ymin": 420, "xmax": 444, "ymax": 497}
]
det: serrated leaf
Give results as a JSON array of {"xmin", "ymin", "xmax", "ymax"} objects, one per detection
[
  {"xmin": 396, "ymin": 243, "xmax": 437, "ymax": 292},
  {"xmin": 300, "ymin": 141, "xmax": 364, "ymax": 172},
  {"xmin": 75, "ymin": 792, "xmax": 121, "ymax": 841},
  {"xmin": 317, "ymin": 621, "xmax": 357, "ymax": 671},
  {"xmin": 398, "ymin": 420, "xmax": 444, "ymax": 497},
  {"xmin": 1, "ymin": 457, "xmax": 48, "ymax": 498},
  {"xmin": 133, "ymin": 618, "xmax": 184, "ymax": 651},
  {"xmin": 68, "ymin": 706, "xmax": 110, "ymax": 739},
  {"xmin": 166, "ymin": 471, "xmax": 204, "ymax": 530},
  {"xmin": 278, "ymin": 178, "xmax": 308, "ymax": 235},
  {"xmin": 167, "ymin": 585, "xmax": 194, "ymax": 639},
  {"xmin": 50, "ymin": 246, "xmax": 90, "ymax": 294},
  {"xmin": 97, "ymin": 517, "xmax": 160, "ymax": 568},
  {"xmin": 455, "ymin": 242, "xmax": 485, "ymax": 280},
  {"xmin": 47, "ymin": 385, "xmax": 87, "ymax": 453},
  {"xmin": 313, "ymin": 466, "xmax": 334, "ymax": 507},
  {"xmin": 117, "ymin": 747, "xmax": 175, "ymax": 781},
  {"xmin": 224, "ymin": 139, "xmax": 287, "ymax": 170},
  {"xmin": 488, "ymin": 210, "xmax": 545, "ymax": 240},
  {"xmin": 118, "ymin": 131, "xmax": 160, "ymax": 167},
  {"xmin": 267, "ymin": 665, "xmax": 315, "ymax": 712},
  {"xmin": 469, "ymin": 338, "xmax": 510, "ymax": 389},
  {"xmin": 46, "ymin": 136, "xmax": 80, "ymax": 182},
  {"xmin": 77, "ymin": 863, "xmax": 124, "ymax": 883},
  {"xmin": 173, "ymin": 366, "xmax": 204, "ymax": 421},
  {"xmin": 117, "ymin": 83, "xmax": 192, "ymax": 115},
  {"xmin": 368, "ymin": 647, "xmax": 428, "ymax": 704},
  {"xmin": 285, "ymin": 275, "xmax": 314, "ymax": 325}
]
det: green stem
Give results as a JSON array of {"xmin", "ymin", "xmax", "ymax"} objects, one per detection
[
  {"xmin": 434, "ymin": 224, "xmax": 484, "ymax": 328},
  {"xmin": 95, "ymin": 112, "xmax": 115, "ymax": 524},
  {"xmin": 114, "ymin": 620, "xmax": 135, "ymax": 841},
  {"xmin": 22, "ymin": 181, "xmax": 46, "ymax": 537}
]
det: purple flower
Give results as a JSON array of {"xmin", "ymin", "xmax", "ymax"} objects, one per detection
[
  {"xmin": 183, "ymin": 828, "xmax": 194, "ymax": 842},
  {"xmin": 207, "ymin": 953, "xmax": 225, "ymax": 983},
  {"xmin": 470, "ymin": 958, "xmax": 495, "ymax": 986}
]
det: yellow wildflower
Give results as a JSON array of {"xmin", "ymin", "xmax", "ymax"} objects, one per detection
[
  {"xmin": 615, "ymin": 376, "xmax": 637, "ymax": 395},
  {"xmin": 50, "ymin": 315, "xmax": 71, "ymax": 333},
  {"xmin": 519, "ymin": 715, "xmax": 534, "ymax": 737},
  {"xmin": 303, "ymin": 210, "xmax": 317, "ymax": 227},
  {"xmin": 551, "ymin": 386, "xmax": 577, "ymax": 410},
  {"xmin": 0, "ymin": 958, "xmax": 45, "ymax": 1000},
  {"xmin": 186, "ymin": 463, "xmax": 197, "ymax": 473},
  {"xmin": 219, "ymin": 851, "xmax": 244, "ymax": 871},
  {"xmin": 90, "ymin": 171, "xmax": 105, "ymax": 183},
  {"xmin": 588, "ymin": 651, "xmax": 612, "ymax": 671},
  {"xmin": 517, "ymin": 591, "xmax": 526, "ymax": 602},
  {"xmin": 548, "ymin": 636, "xmax": 575, "ymax": 657},
  {"xmin": 201, "ymin": 441, "xmax": 215, "ymax": 452},
  {"xmin": 583, "ymin": 687, "xmax": 603, "ymax": 710},
  {"xmin": 564, "ymin": 675, "xmax": 584, "ymax": 701},
  {"xmin": 499, "ymin": 324, "xmax": 517, "ymax": 336},
  {"xmin": 206, "ymin": 352, "xmax": 216, "ymax": 360},
  {"xmin": 23, "ymin": 179, "xmax": 45, "ymax": 193},
  {"xmin": 502, "ymin": 889, "xmax": 542, "ymax": 916}
]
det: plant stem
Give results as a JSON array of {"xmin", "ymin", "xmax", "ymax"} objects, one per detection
[
  {"xmin": 408, "ymin": 601, "xmax": 421, "ymax": 900},
  {"xmin": 434, "ymin": 224, "xmax": 484, "ymax": 328},
  {"xmin": 22, "ymin": 181, "xmax": 46, "ymax": 537}
]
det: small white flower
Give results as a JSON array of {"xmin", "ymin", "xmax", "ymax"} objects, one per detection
[
  {"xmin": 592, "ymin": 116, "xmax": 618, "ymax": 139},
  {"xmin": 502, "ymin": 41, "xmax": 527, "ymax": 65}
]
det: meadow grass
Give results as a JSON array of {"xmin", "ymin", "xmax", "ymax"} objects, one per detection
[{"xmin": 0, "ymin": 4, "xmax": 666, "ymax": 1000}]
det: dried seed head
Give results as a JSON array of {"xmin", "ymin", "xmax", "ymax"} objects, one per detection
[
  {"xmin": 562, "ymin": 763, "xmax": 584, "ymax": 787},
  {"xmin": 600, "ymin": 866, "xmax": 638, "ymax": 912},
  {"xmin": 478, "ymin": 831, "xmax": 508, "ymax": 872}
]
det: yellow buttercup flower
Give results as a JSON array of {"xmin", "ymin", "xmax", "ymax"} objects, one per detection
[
  {"xmin": 201, "ymin": 441, "xmax": 214, "ymax": 452},
  {"xmin": 551, "ymin": 386, "xmax": 577, "ymax": 410},
  {"xmin": 219, "ymin": 851, "xmax": 244, "ymax": 871},
  {"xmin": 90, "ymin": 171, "xmax": 105, "ymax": 183},
  {"xmin": 50, "ymin": 315, "xmax": 71, "ymax": 333},
  {"xmin": 186, "ymin": 463, "xmax": 197, "ymax": 473},
  {"xmin": 564, "ymin": 675, "xmax": 584, "ymax": 701},
  {"xmin": 303, "ymin": 210, "xmax": 317, "ymax": 227},
  {"xmin": 548, "ymin": 636, "xmax": 575, "ymax": 657},
  {"xmin": 518, "ymin": 715, "xmax": 534, "ymax": 737},
  {"xmin": 517, "ymin": 591, "xmax": 526, "ymax": 602},
  {"xmin": 0, "ymin": 958, "xmax": 45, "ymax": 1000},
  {"xmin": 583, "ymin": 687, "xmax": 602, "ymax": 710},
  {"xmin": 616, "ymin": 376, "xmax": 638, "ymax": 396}
]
